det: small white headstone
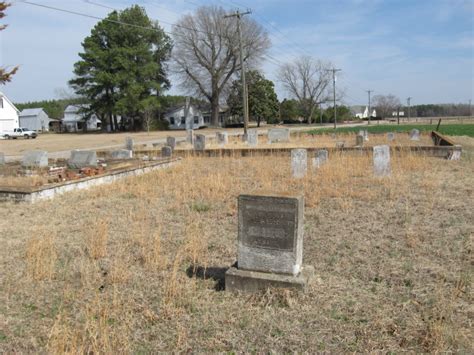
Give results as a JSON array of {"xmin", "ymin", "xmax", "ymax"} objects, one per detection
[
  {"xmin": 410, "ymin": 129, "xmax": 420, "ymax": 141},
  {"xmin": 364, "ymin": 130, "xmax": 369, "ymax": 141},
  {"xmin": 247, "ymin": 129, "xmax": 258, "ymax": 146},
  {"xmin": 312, "ymin": 150, "xmax": 328, "ymax": 170},
  {"xmin": 373, "ymin": 145, "xmax": 391, "ymax": 177},
  {"xmin": 291, "ymin": 149, "xmax": 307, "ymax": 178},
  {"xmin": 216, "ymin": 132, "xmax": 228, "ymax": 146},
  {"xmin": 387, "ymin": 132, "xmax": 395, "ymax": 141},
  {"xmin": 22, "ymin": 151, "xmax": 48, "ymax": 168},
  {"xmin": 448, "ymin": 145, "xmax": 462, "ymax": 161}
]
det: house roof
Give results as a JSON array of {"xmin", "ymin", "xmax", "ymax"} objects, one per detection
[
  {"xmin": 64, "ymin": 104, "xmax": 90, "ymax": 113},
  {"xmin": 19, "ymin": 108, "xmax": 46, "ymax": 117},
  {"xmin": 0, "ymin": 91, "xmax": 20, "ymax": 113}
]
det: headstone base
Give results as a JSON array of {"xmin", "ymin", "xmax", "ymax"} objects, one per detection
[{"xmin": 225, "ymin": 265, "xmax": 314, "ymax": 293}]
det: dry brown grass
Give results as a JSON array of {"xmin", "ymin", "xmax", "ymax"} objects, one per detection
[{"xmin": 0, "ymin": 143, "xmax": 473, "ymax": 353}]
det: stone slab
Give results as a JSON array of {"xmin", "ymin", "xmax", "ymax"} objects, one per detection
[
  {"xmin": 247, "ymin": 129, "xmax": 258, "ymax": 146},
  {"xmin": 268, "ymin": 128, "xmax": 290, "ymax": 143},
  {"xmin": 166, "ymin": 136, "xmax": 176, "ymax": 150},
  {"xmin": 373, "ymin": 145, "xmax": 391, "ymax": 177},
  {"xmin": 410, "ymin": 129, "xmax": 420, "ymax": 141},
  {"xmin": 110, "ymin": 149, "xmax": 133, "ymax": 160},
  {"xmin": 291, "ymin": 149, "xmax": 307, "ymax": 178},
  {"xmin": 225, "ymin": 265, "xmax": 314, "ymax": 293},
  {"xmin": 161, "ymin": 146, "xmax": 172, "ymax": 157},
  {"xmin": 356, "ymin": 134, "xmax": 364, "ymax": 146},
  {"xmin": 68, "ymin": 150, "xmax": 97, "ymax": 169},
  {"xmin": 448, "ymin": 145, "xmax": 462, "ymax": 160},
  {"xmin": 21, "ymin": 151, "xmax": 48, "ymax": 168},
  {"xmin": 194, "ymin": 134, "xmax": 206, "ymax": 151},
  {"xmin": 238, "ymin": 193, "xmax": 304, "ymax": 275},
  {"xmin": 216, "ymin": 132, "xmax": 228, "ymax": 146},
  {"xmin": 125, "ymin": 137, "xmax": 134, "ymax": 150},
  {"xmin": 387, "ymin": 132, "xmax": 395, "ymax": 141}
]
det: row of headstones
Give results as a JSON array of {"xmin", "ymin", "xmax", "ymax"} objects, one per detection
[{"xmin": 290, "ymin": 146, "xmax": 392, "ymax": 178}]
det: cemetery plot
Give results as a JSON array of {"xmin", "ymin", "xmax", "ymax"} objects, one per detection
[{"xmin": 0, "ymin": 149, "xmax": 472, "ymax": 353}]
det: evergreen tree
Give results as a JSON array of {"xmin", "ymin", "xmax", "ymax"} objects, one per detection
[{"xmin": 69, "ymin": 5, "xmax": 172, "ymax": 131}]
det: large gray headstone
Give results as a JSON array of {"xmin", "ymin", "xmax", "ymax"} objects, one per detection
[
  {"xmin": 247, "ymin": 129, "xmax": 258, "ymax": 146},
  {"xmin": 186, "ymin": 129, "xmax": 194, "ymax": 144},
  {"xmin": 125, "ymin": 136, "xmax": 134, "ymax": 150},
  {"xmin": 161, "ymin": 146, "xmax": 172, "ymax": 157},
  {"xmin": 0, "ymin": 152, "xmax": 4, "ymax": 166},
  {"xmin": 194, "ymin": 134, "xmax": 206, "ymax": 151},
  {"xmin": 268, "ymin": 128, "xmax": 290, "ymax": 143},
  {"xmin": 110, "ymin": 149, "xmax": 133, "ymax": 160},
  {"xmin": 166, "ymin": 136, "xmax": 176, "ymax": 151},
  {"xmin": 68, "ymin": 150, "xmax": 97, "ymax": 169},
  {"xmin": 387, "ymin": 132, "xmax": 396, "ymax": 141},
  {"xmin": 291, "ymin": 149, "xmax": 307, "ymax": 178},
  {"xmin": 373, "ymin": 145, "xmax": 391, "ymax": 177},
  {"xmin": 216, "ymin": 132, "xmax": 228, "ymax": 146},
  {"xmin": 356, "ymin": 134, "xmax": 364, "ymax": 146},
  {"xmin": 410, "ymin": 129, "xmax": 420, "ymax": 141},
  {"xmin": 238, "ymin": 194, "xmax": 304, "ymax": 275},
  {"xmin": 22, "ymin": 151, "xmax": 48, "ymax": 168}
]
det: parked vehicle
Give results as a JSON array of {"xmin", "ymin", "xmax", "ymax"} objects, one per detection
[{"xmin": 0, "ymin": 127, "xmax": 38, "ymax": 139}]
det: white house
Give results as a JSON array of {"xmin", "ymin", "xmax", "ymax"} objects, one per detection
[
  {"xmin": 0, "ymin": 91, "xmax": 19, "ymax": 132},
  {"xmin": 163, "ymin": 104, "xmax": 205, "ymax": 130},
  {"xmin": 355, "ymin": 106, "xmax": 377, "ymax": 119},
  {"xmin": 19, "ymin": 108, "xmax": 50, "ymax": 132},
  {"xmin": 62, "ymin": 104, "xmax": 102, "ymax": 132}
]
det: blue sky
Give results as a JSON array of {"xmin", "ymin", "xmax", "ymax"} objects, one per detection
[{"xmin": 0, "ymin": 0, "xmax": 472, "ymax": 106}]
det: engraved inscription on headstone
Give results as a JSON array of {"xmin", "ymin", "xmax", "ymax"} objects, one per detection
[
  {"xmin": 125, "ymin": 136, "xmax": 134, "ymax": 150},
  {"xmin": 247, "ymin": 129, "xmax": 258, "ymax": 146},
  {"xmin": 194, "ymin": 134, "xmax": 206, "ymax": 151},
  {"xmin": 268, "ymin": 128, "xmax": 290, "ymax": 143},
  {"xmin": 161, "ymin": 146, "xmax": 172, "ymax": 157},
  {"xmin": 21, "ymin": 151, "xmax": 48, "ymax": 168},
  {"xmin": 291, "ymin": 149, "xmax": 307, "ymax": 178},
  {"xmin": 238, "ymin": 194, "xmax": 304, "ymax": 275},
  {"xmin": 68, "ymin": 150, "xmax": 97, "ymax": 169},
  {"xmin": 166, "ymin": 136, "xmax": 176, "ymax": 151},
  {"xmin": 373, "ymin": 145, "xmax": 391, "ymax": 177}
]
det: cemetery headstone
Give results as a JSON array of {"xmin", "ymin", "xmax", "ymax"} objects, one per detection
[
  {"xmin": 268, "ymin": 128, "xmax": 290, "ymax": 143},
  {"xmin": 356, "ymin": 134, "xmax": 364, "ymax": 146},
  {"xmin": 0, "ymin": 152, "xmax": 4, "ymax": 166},
  {"xmin": 110, "ymin": 149, "xmax": 133, "ymax": 159},
  {"xmin": 410, "ymin": 129, "xmax": 420, "ymax": 141},
  {"xmin": 21, "ymin": 150, "xmax": 48, "ymax": 168},
  {"xmin": 216, "ymin": 132, "xmax": 228, "ymax": 146},
  {"xmin": 225, "ymin": 193, "xmax": 313, "ymax": 292},
  {"xmin": 186, "ymin": 129, "xmax": 194, "ymax": 144},
  {"xmin": 247, "ymin": 129, "xmax": 258, "ymax": 146},
  {"xmin": 373, "ymin": 145, "xmax": 391, "ymax": 177},
  {"xmin": 161, "ymin": 146, "xmax": 172, "ymax": 157},
  {"xmin": 125, "ymin": 136, "xmax": 134, "ymax": 150},
  {"xmin": 448, "ymin": 145, "xmax": 462, "ymax": 161},
  {"xmin": 68, "ymin": 150, "xmax": 98, "ymax": 169},
  {"xmin": 363, "ymin": 129, "xmax": 369, "ymax": 141},
  {"xmin": 291, "ymin": 149, "xmax": 307, "ymax": 178},
  {"xmin": 336, "ymin": 141, "xmax": 345, "ymax": 148},
  {"xmin": 387, "ymin": 132, "xmax": 395, "ymax": 141},
  {"xmin": 166, "ymin": 136, "xmax": 176, "ymax": 151},
  {"xmin": 312, "ymin": 149, "xmax": 328, "ymax": 170},
  {"xmin": 194, "ymin": 134, "xmax": 206, "ymax": 151}
]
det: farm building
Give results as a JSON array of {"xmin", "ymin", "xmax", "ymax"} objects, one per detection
[
  {"xmin": 19, "ymin": 108, "xmax": 50, "ymax": 132},
  {"xmin": 163, "ymin": 104, "xmax": 206, "ymax": 130},
  {"xmin": 63, "ymin": 104, "xmax": 102, "ymax": 132},
  {"xmin": 0, "ymin": 91, "xmax": 19, "ymax": 131}
]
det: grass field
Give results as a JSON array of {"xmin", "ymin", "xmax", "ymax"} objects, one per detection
[
  {"xmin": 0, "ymin": 139, "xmax": 473, "ymax": 352},
  {"xmin": 305, "ymin": 123, "xmax": 474, "ymax": 137}
]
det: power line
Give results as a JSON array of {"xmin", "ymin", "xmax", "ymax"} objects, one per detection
[{"xmin": 325, "ymin": 68, "xmax": 341, "ymax": 129}]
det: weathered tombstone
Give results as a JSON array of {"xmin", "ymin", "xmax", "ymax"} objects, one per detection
[
  {"xmin": 68, "ymin": 150, "xmax": 98, "ymax": 169},
  {"xmin": 161, "ymin": 146, "xmax": 172, "ymax": 157},
  {"xmin": 194, "ymin": 134, "xmax": 206, "ymax": 151},
  {"xmin": 247, "ymin": 129, "xmax": 258, "ymax": 146},
  {"xmin": 216, "ymin": 132, "xmax": 228, "ymax": 146},
  {"xmin": 225, "ymin": 193, "xmax": 313, "ymax": 292},
  {"xmin": 387, "ymin": 132, "xmax": 395, "ymax": 141},
  {"xmin": 21, "ymin": 150, "xmax": 48, "ymax": 168},
  {"xmin": 186, "ymin": 129, "xmax": 194, "ymax": 144},
  {"xmin": 336, "ymin": 141, "xmax": 345, "ymax": 148},
  {"xmin": 110, "ymin": 149, "xmax": 133, "ymax": 159},
  {"xmin": 373, "ymin": 145, "xmax": 391, "ymax": 177},
  {"xmin": 312, "ymin": 149, "xmax": 328, "ymax": 170},
  {"xmin": 356, "ymin": 134, "xmax": 364, "ymax": 146},
  {"xmin": 166, "ymin": 136, "xmax": 176, "ymax": 151},
  {"xmin": 448, "ymin": 145, "xmax": 462, "ymax": 161},
  {"xmin": 410, "ymin": 129, "xmax": 420, "ymax": 141},
  {"xmin": 363, "ymin": 129, "xmax": 369, "ymax": 141},
  {"xmin": 125, "ymin": 136, "xmax": 134, "ymax": 150},
  {"xmin": 0, "ymin": 152, "xmax": 4, "ymax": 166},
  {"xmin": 268, "ymin": 128, "xmax": 290, "ymax": 143},
  {"xmin": 291, "ymin": 149, "xmax": 307, "ymax": 178}
]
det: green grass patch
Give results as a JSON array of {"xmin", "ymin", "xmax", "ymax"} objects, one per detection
[{"xmin": 305, "ymin": 123, "xmax": 474, "ymax": 137}]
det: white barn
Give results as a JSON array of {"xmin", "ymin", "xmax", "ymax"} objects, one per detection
[
  {"xmin": 163, "ymin": 104, "xmax": 205, "ymax": 130},
  {"xmin": 0, "ymin": 91, "xmax": 19, "ymax": 131},
  {"xmin": 19, "ymin": 108, "xmax": 50, "ymax": 132},
  {"xmin": 63, "ymin": 104, "xmax": 102, "ymax": 132}
]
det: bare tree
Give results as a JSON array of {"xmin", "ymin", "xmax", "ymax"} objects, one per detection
[
  {"xmin": 0, "ymin": 2, "xmax": 18, "ymax": 84},
  {"xmin": 278, "ymin": 56, "xmax": 332, "ymax": 124},
  {"xmin": 372, "ymin": 94, "xmax": 401, "ymax": 119},
  {"xmin": 172, "ymin": 6, "xmax": 270, "ymax": 127}
]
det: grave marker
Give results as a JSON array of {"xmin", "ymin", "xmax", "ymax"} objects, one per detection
[
  {"xmin": 356, "ymin": 134, "xmax": 364, "ymax": 146},
  {"xmin": 216, "ymin": 132, "xmax": 228, "ymax": 146},
  {"xmin": 373, "ymin": 145, "xmax": 391, "ymax": 177},
  {"xmin": 125, "ymin": 136, "xmax": 134, "ymax": 150},
  {"xmin": 247, "ymin": 129, "xmax": 258, "ymax": 146},
  {"xmin": 312, "ymin": 149, "xmax": 328, "ymax": 170},
  {"xmin": 225, "ymin": 193, "xmax": 313, "ymax": 292},
  {"xmin": 387, "ymin": 132, "xmax": 395, "ymax": 141},
  {"xmin": 166, "ymin": 136, "xmax": 176, "ymax": 151},
  {"xmin": 161, "ymin": 146, "xmax": 172, "ymax": 157},
  {"xmin": 448, "ymin": 145, "xmax": 462, "ymax": 160},
  {"xmin": 268, "ymin": 128, "xmax": 290, "ymax": 143},
  {"xmin": 110, "ymin": 149, "xmax": 133, "ymax": 159},
  {"xmin": 22, "ymin": 151, "xmax": 48, "ymax": 168},
  {"xmin": 291, "ymin": 149, "xmax": 307, "ymax": 178},
  {"xmin": 410, "ymin": 129, "xmax": 420, "ymax": 141},
  {"xmin": 194, "ymin": 134, "xmax": 206, "ymax": 151},
  {"xmin": 68, "ymin": 150, "xmax": 98, "ymax": 169}
]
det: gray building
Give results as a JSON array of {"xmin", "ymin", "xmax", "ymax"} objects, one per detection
[{"xmin": 19, "ymin": 108, "xmax": 50, "ymax": 132}]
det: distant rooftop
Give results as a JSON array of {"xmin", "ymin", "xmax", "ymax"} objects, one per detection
[{"xmin": 19, "ymin": 108, "xmax": 45, "ymax": 117}]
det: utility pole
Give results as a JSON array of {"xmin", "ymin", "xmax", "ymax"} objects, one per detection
[
  {"xmin": 326, "ymin": 68, "xmax": 341, "ymax": 129},
  {"xmin": 366, "ymin": 90, "xmax": 373, "ymax": 125},
  {"xmin": 469, "ymin": 99, "xmax": 472, "ymax": 119},
  {"xmin": 319, "ymin": 102, "xmax": 323, "ymax": 125},
  {"xmin": 407, "ymin": 97, "xmax": 412, "ymax": 121},
  {"xmin": 225, "ymin": 9, "xmax": 251, "ymax": 138}
]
